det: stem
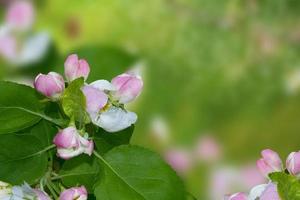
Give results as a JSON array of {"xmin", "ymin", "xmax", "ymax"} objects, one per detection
[
  {"xmin": 46, "ymin": 181, "xmax": 58, "ymax": 200},
  {"xmin": 0, "ymin": 106, "xmax": 65, "ymax": 127},
  {"xmin": 40, "ymin": 144, "xmax": 56, "ymax": 154},
  {"xmin": 48, "ymin": 180, "xmax": 60, "ymax": 195},
  {"xmin": 13, "ymin": 144, "xmax": 56, "ymax": 162},
  {"xmin": 93, "ymin": 150, "xmax": 106, "ymax": 163}
]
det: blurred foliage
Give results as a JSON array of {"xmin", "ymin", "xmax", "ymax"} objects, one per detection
[{"xmin": 2, "ymin": 0, "xmax": 300, "ymax": 198}]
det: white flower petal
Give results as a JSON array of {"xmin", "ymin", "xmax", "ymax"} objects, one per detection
[
  {"xmin": 92, "ymin": 106, "xmax": 137, "ymax": 132},
  {"xmin": 16, "ymin": 32, "xmax": 50, "ymax": 66},
  {"xmin": 57, "ymin": 147, "xmax": 85, "ymax": 160},
  {"xmin": 248, "ymin": 184, "xmax": 268, "ymax": 200},
  {"xmin": 90, "ymin": 80, "xmax": 117, "ymax": 91}
]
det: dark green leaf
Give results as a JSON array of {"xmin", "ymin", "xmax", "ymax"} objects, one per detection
[
  {"xmin": 269, "ymin": 172, "xmax": 300, "ymax": 200},
  {"xmin": 94, "ymin": 126, "xmax": 134, "ymax": 154},
  {"xmin": 0, "ymin": 134, "xmax": 48, "ymax": 184},
  {"xmin": 27, "ymin": 120, "xmax": 58, "ymax": 147},
  {"xmin": 58, "ymin": 155, "xmax": 99, "ymax": 193},
  {"xmin": 94, "ymin": 145, "xmax": 186, "ymax": 200},
  {"xmin": 0, "ymin": 81, "xmax": 45, "ymax": 134},
  {"xmin": 61, "ymin": 78, "xmax": 89, "ymax": 125}
]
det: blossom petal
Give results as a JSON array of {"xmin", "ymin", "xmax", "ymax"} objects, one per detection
[{"xmin": 91, "ymin": 106, "xmax": 137, "ymax": 132}]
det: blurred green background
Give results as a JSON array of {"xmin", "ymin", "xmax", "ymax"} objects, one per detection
[{"xmin": 2, "ymin": 0, "xmax": 300, "ymax": 199}]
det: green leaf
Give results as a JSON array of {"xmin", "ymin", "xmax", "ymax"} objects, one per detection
[
  {"xmin": 27, "ymin": 120, "xmax": 58, "ymax": 147},
  {"xmin": 0, "ymin": 81, "xmax": 45, "ymax": 134},
  {"xmin": 58, "ymin": 155, "xmax": 100, "ymax": 193},
  {"xmin": 61, "ymin": 78, "xmax": 89, "ymax": 125},
  {"xmin": 94, "ymin": 145, "xmax": 186, "ymax": 200},
  {"xmin": 269, "ymin": 172, "xmax": 300, "ymax": 200},
  {"xmin": 94, "ymin": 126, "xmax": 134, "ymax": 154},
  {"xmin": 0, "ymin": 134, "xmax": 48, "ymax": 184}
]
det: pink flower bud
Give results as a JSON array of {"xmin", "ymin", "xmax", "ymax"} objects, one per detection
[
  {"xmin": 286, "ymin": 151, "xmax": 300, "ymax": 176},
  {"xmin": 111, "ymin": 73, "xmax": 143, "ymax": 104},
  {"xmin": 261, "ymin": 149, "xmax": 282, "ymax": 171},
  {"xmin": 6, "ymin": 1, "xmax": 34, "ymax": 31},
  {"xmin": 64, "ymin": 54, "xmax": 90, "ymax": 82},
  {"xmin": 260, "ymin": 183, "xmax": 280, "ymax": 200},
  {"xmin": 34, "ymin": 72, "xmax": 65, "ymax": 100},
  {"xmin": 194, "ymin": 135, "xmax": 221, "ymax": 163},
  {"xmin": 256, "ymin": 149, "xmax": 282, "ymax": 177},
  {"xmin": 59, "ymin": 186, "xmax": 87, "ymax": 200},
  {"xmin": 81, "ymin": 85, "xmax": 108, "ymax": 115},
  {"xmin": 164, "ymin": 149, "xmax": 191, "ymax": 175},
  {"xmin": 53, "ymin": 127, "xmax": 79, "ymax": 149},
  {"xmin": 53, "ymin": 127, "xmax": 94, "ymax": 160},
  {"xmin": 225, "ymin": 192, "xmax": 248, "ymax": 200}
]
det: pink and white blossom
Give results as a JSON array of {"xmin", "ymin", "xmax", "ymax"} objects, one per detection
[
  {"xmin": 83, "ymin": 78, "xmax": 141, "ymax": 132},
  {"xmin": 111, "ymin": 73, "xmax": 143, "ymax": 104},
  {"xmin": 286, "ymin": 151, "xmax": 300, "ymax": 176},
  {"xmin": 53, "ymin": 127, "xmax": 94, "ymax": 160},
  {"xmin": 64, "ymin": 54, "xmax": 90, "ymax": 82},
  {"xmin": 59, "ymin": 186, "xmax": 87, "ymax": 200},
  {"xmin": 164, "ymin": 149, "xmax": 192, "ymax": 174},
  {"xmin": 256, "ymin": 149, "xmax": 282, "ymax": 177},
  {"xmin": 34, "ymin": 72, "xmax": 65, "ymax": 100},
  {"xmin": 11, "ymin": 183, "xmax": 51, "ymax": 200},
  {"xmin": 6, "ymin": 1, "xmax": 34, "ymax": 31},
  {"xmin": 0, "ymin": 181, "xmax": 12, "ymax": 200},
  {"xmin": 81, "ymin": 85, "xmax": 108, "ymax": 115}
]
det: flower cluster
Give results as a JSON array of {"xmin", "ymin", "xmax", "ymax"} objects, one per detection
[
  {"xmin": 225, "ymin": 149, "xmax": 300, "ymax": 200},
  {"xmin": 0, "ymin": 181, "xmax": 87, "ymax": 200},
  {"xmin": 0, "ymin": 1, "xmax": 50, "ymax": 66},
  {"xmin": 34, "ymin": 54, "xmax": 143, "ymax": 159}
]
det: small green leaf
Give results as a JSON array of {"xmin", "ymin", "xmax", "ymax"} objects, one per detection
[
  {"xmin": 94, "ymin": 145, "xmax": 186, "ymax": 200},
  {"xmin": 94, "ymin": 126, "xmax": 134, "ymax": 154},
  {"xmin": 61, "ymin": 78, "xmax": 89, "ymax": 125},
  {"xmin": 269, "ymin": 172, "xmax": 300, "ymax": 200},
  {"xmin": 0, "ymin": 81, "xmax": 45, "ymax": 134},
  {"xmin": 0, "ymin": 134, "xmax": 48, "ymax": 184},
  {"xmin": 58, "ymin": 155, "xmax": 100, "ymax": 193}
]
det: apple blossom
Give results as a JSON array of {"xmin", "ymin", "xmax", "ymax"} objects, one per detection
[
  {"xmin": 111, "ymin": 73, "xmax": 143, "ymax": 104},
  {"xmin": 256, "ymin": 149, "xmax": 282, "ymax": 177},
  {"xmin": 81, "ymin": 78, "xmax": 142, "ymax": 132},
  {"xmin": 194, "ymin": 135, "xmax": 221, "ymax": 162},
  {"xmin": 6, "ymin": 1, "xmax": 34, "ymax": 31},
  {"xmin": 17, "ymin": 32, "xmax": 51, "ymax": 66},
  {"xmin": 59, "ymin": 186, "xmax": 87, "ymax": 200},
  {"xmin": 286, "ymin": 151, "xmax": 300, "ymax": 176},
  {"xmin": 53, "ymin": 127, "xmax": 94, "ymax": 160},
  {"xmin": 11, "ymin": 183, "xmax": 50, "ymax": 200},
  {"xmin": 64, "ymin": 54, "xmax": 90, "ymax": 82},
  {"xmin": 260, "ymin": 183, "xmax": 280, "ymax": 200},
  {"xmin": 0, "ymin": 181, "xmax": 12, "ymax": 200},
  {"xmin": 34, "ymin": 72, "xmax": 65, "ymax": 100},
  {"xmin": 81, "ymin": 85, "xmax": 108, "ymax": 115},
  {"xmin": 164, "ymin": 149, "xmax": 192, "ymax": 174},
  {"xmin": 248, "ymin": 184, "xmax": 268, "ymax": 200}
]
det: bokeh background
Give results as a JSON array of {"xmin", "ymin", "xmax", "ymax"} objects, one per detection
[{"xmin": 1, "ymin": 0, "xmax": 300, "ymax": 199}]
